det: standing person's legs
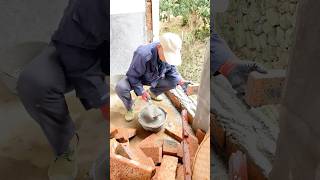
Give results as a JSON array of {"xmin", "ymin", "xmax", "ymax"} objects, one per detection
[
  {"xmin": 115, "ymin": 77, "xmax": 134, "ymax": 110},
  {"xmin": 149, "ymin": 77, "xmax": 179, "ymax": 96},
  {"xmin": 17, "ymin": 45, "xmax": 74, "ymax": 156}
]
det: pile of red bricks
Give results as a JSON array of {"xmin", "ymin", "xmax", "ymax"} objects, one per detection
[{"xmin": 110, "ymin": 126, "xmax": 206, "ymax": 180}]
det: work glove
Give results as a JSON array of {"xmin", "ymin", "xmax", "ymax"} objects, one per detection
[
  {"xmin": 141, "ymin": 91, "xmax": 151, "ymax": 102},
  {"xmin": 179, "ymin": 79, "xmax": 192, "ymax": 95},
  {"xmin": 219, "ymin": 60, "xmax": 267, "ymax": 95},
  {"xmin": 100, "ymin": 104, "xmax": 109, "ymax": 121}
]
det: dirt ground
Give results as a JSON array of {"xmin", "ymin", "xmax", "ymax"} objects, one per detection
[{"xmin": 0, "ymin": 81, "xmax": 107, "ymax": 180}]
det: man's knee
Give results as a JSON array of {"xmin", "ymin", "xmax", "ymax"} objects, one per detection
[
  {"xmin": 115, "ymin": 78, "xmax": 131, "ymax": 95},
  {"xmin": 17, "ymin": 68, "xmax": 55, "ymax": 103}
]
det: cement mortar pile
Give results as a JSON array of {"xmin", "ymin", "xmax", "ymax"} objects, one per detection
[
  {"xmin": 215, "ymin": 0, "xmax": 298, "ymax": 69},
  {"xmin": 211, "ymin": 75, "xmax": 280, "ymax": 176}
]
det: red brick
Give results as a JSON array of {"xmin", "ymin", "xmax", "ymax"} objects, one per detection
[
  {"xmin": 132, "ymin": 146, "xmax": 155, "ymax": 168},
  {"xmin": 195, "ymin": 129, "xmax": 206, "ymax": 144},
  {"xmin": 139, "ymin": 134, "xmax": 163, "ymax": 148},
  {"xmin": 114, "ymin": 127, "xmax": 137, "ymax": 143},
  {"xmin": 245, "ymin": 69, "xmax": 286, "ymax": 107},
  {"xmin": 151, "ymin": 166, "xmax": 161, "ymax": 180},
  {"xmin": 158, "ymin": 155, "xmax": 178, "ymax": 180},
  {"xmin": 110, "ymin": 154, "xmax": 155, "ymax": 180},
  {"xmin": 163, "ymin": 139, "xmax": 178, "ymax": 156},
  {"xmin": 187, "ymin": 134, "xmax": 199, "ymax": 165},
  {"xmin": 176, "ymin": 164, "xmax": 184, "ymax": 180},
  {"xmin": 177, "ymin": 143, "xmax": 183, "ymax": 161},
  {"xmin": 164, "ymin": 122, "xmax": 183, "ymax": 142},
  {"xmin": 140, "ymin": 146, "xmax": 162, "ymax": 165},
  {"xmin": 115, "ymin": 143, "xmax": 155, "ymax": 168},
  {"xmin": 110, "ymin": 138, "xmax": 119, "ymax": 154},
  {"xmin": 110, "ymin": 127, "xmax": 118, "ymax": 139},
  {"xmin": 229, "ymin": 151, "xmax": 248, "ymax": 180},
  {"xmin": 186, "ymin": 83, "xmax": 199, "ymax": 96}
]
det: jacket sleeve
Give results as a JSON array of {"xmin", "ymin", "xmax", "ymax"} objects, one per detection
[
  {"xmin": 165, "ymin": 65, "xmax": 182, "ymax": 84},
  {"xmin": 211, "ymin": 31, "xmax": 236, "ymax": 74},
  {"xmin": 126, "ymin": 52, "xmax": 146, "ymax": 96}
]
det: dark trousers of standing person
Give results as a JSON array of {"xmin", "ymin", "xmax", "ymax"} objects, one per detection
[{"xmin": 17, "ymin": 43, "xmax": 107, "ymax": 156}]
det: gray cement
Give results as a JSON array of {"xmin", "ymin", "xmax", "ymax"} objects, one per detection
[
  {"xmin": 211, "ymin": 75, "xmax": 280, "ymax": 176},
  {"xmin": 110, "ymin": 12, "xmax": 147, "ymax": 75}
]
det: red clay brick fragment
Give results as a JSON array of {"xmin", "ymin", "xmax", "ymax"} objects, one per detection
[
  {"xmin": 176, "ymin": 163, "xmax": 184, "ymax": 180},
  {"xmin": 158, "ymin": 155, "xmax": 178, "ymax": 180},
  {"xmin": 195, "ymin": 129, "xmax": 206, "ymax": 144},
  {"xmin": 110, "ymin": 127, "xmax": 118, "ymax": 139},
  {"xmin": 110, "ymin": 154, "xmax": 155, "ymax": 180},
  {"xmin": 110, "ymin": 138, "xmax": 119, "ymax": 154},
  {"xmin": 114, "ymin": 127, "xmax": 136, "ymax": 143},
  {"xmin": 152, "ymin": 166, "xmax": 161, "ymax": 180},
  {"xmin": 163, "ymin": 139, "xmax": 178, "ymax": 156},
  {"xmin": 140, "ymin": 146, "xmax": 162, "ymax": 165},
  {"xmin": 229, "ymin": 151, "xmax": 248, "ymax": 180},
  {"xmin": 245, "ymin": 70, "xmax": 286, "ymax": 107}
]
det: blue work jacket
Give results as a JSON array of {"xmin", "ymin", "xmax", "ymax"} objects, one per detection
[{"xmin": 126, "ymin": 42, "xmax": 182, "ymax": 96}]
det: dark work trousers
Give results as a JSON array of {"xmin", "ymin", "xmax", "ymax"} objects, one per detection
[
  {"xmin": 17, "ymin": 45, "xmax": 76, "ymax": 156},
  {"xmin": 115, "ymin": 76, "xmax": 178, "ymax": 110}
]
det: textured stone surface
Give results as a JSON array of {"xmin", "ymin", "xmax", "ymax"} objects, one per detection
[{"xmin": 215, "ymin": 0, "xmax": 298, "ymax": 69}]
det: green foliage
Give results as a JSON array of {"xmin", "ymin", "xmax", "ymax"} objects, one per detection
[{"xmin": 160, "ymin": 0, "xmax": 210, "ymax": 41}]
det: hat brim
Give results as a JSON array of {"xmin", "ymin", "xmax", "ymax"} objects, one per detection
[{"xmin": 163, "ymin": 50, "xmax": 182, "ymax": 66}]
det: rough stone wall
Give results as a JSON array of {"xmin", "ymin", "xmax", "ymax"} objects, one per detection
[{"xmin": 215, "ymin": 0, "xmax": 298, "ymax": 69}]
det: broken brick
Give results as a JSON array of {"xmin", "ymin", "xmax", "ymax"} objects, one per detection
[
  {"xmin": 140, "ymin": 146, "xmax": 162, "ymax": 165},
  {"xmin": 163, "ymin": 139, "xmax": 178, "ymax": 156},
  {"xmin": 177, "ymin": 143, "xmax": 183, "ymax": 161},
  {"xmin": 110, "ymin": 154, "xmax": 155, "ymax": 180},
  {"xmin": 115, "ymin": 143, "xmax": 135, "ymax": 159},
  {"xmin": 115, "ymin": 143, "xmax": 155, "ymax": 168},
  {"xmin": 158, "ymin": 155, "xmax": 178, "ymax": 180},
  {"xmin": 245, "ymin": 69, "xmax": 286, "ymax": 107},
  {"xmin": 164, "ymin": 122, "xmax": 183, "ymax": 142},
  {"xmin": 138, "ymin": 134, "xmax": 163, "ymax": 164},
  {"xmin": 114, "ymin": 127, "xmax": 137, "ymax": 143},
  {"xmin": 195, "ymin": 129, "xmax": 206, "ymax": 144},
  {"xmin": 187, "ymin": 134, "xmax": 199, "ymax": 166},
  {"xmin": 132, "ymin": 146, "xmax": 155, "ymax": 168},
  {"xmin": 110, "ymin": 127, "xmax": 118, "ymax": 139},
  {"xmin": 176, "ymin": 164, "xmax": 184, "ymax": 180},
  {"xmin": 151, "ymin": 166, "xmax": 161, "ymax": 180},
  {"xmin": 229, "ymin": 151, "xmax": 248, "ymax": 180},
  {"xmin": 186, "ymin": 83, "xmax": 199, "ymax": 96},
  {"xmin": 110, "ymin": 138, "xmax": 119, "ymax": 154},
  {"xmin": 139, "ymin": 134, "xmax": 163, "ymax": 148}
]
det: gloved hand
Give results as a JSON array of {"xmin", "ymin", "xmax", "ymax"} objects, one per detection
[
  {"xmin": 141, "ymin": 91, "xmax": 151, "ymax": 102},
  {"xmin": 219, "ymin": 60, "xmax": 267, "ymax": 95},
  {"xmin": 179, "ymin": 79, "xmax": 192, "ymax": 95}
]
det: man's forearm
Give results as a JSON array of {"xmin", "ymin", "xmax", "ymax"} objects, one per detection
[{"xmin": 211, "ymin": 31, "xmax": 237, "ymax": 74}]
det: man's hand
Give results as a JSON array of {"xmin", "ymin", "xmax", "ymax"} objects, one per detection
[
  {"xmin": 219, "ymin": 60, "xmax": 267, "ymax": 95},
  {"xmin": 141, "ymin": 91, "xmax": 151, "ymax": 102},
  {"xmin": 179, "ymin": 79, "xmax": 192, "ymax": 95}
]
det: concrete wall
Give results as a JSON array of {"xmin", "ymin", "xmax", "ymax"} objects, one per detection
[
  {"xmin": 110, "ymin": 0, "xmax": 147, "ymax": 76},
  {"xmin": 0, "ymin": 0, "xmax": 67, "ymax": 52},
  {"xmin": 215, "ymin": 0, "xmax": 298, "ymax": 69}
]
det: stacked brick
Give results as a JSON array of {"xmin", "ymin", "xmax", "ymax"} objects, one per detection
[
  {"xmin": 110, "ymin": 125, "xmax": 205, "ymax": 179},
  {"xmin": 215, "ymin": 0, "xmax": 298, "ymax": 69}
]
